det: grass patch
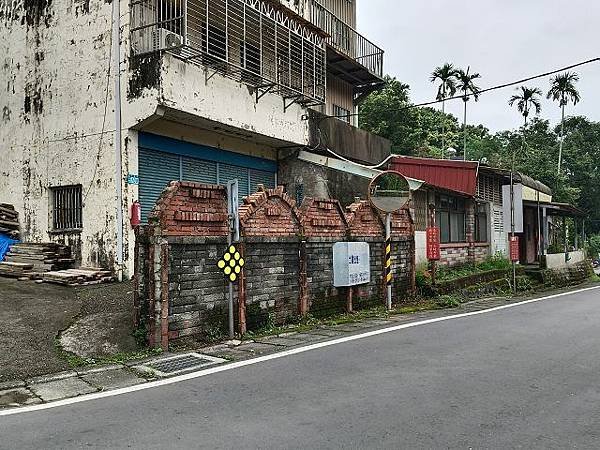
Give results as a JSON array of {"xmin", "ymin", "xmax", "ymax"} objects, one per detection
[
  {"xmin": 416, "ymin": 254, "xmax": 512, "ymax": 287},
  {"xmin": 54, "ymin": 338, "xmax": 163, "ymax": 368}
]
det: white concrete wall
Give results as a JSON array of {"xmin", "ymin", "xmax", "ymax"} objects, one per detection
[
  {"xmin": 0, "ymin": 0, "xmax": 312, "ymax": 277},
  {"xmin": 545, "ymin": 250, "xmax": 586, "ymax": 270},
  {"xmin": 159, "ymin": 54, "xmax": 309, "ymax": 146},
  {"xmin": 415, "ymin": 231, "xmax": 427, "ymax": 266}
]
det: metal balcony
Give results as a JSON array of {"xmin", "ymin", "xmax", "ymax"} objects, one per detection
[
  {"xmin": 130, "ymin": 0, "xmax": 327, "ymax": 107},
  {"xmin": 308, "ymin": 0, "xmax": 384, "ymax": 101}
]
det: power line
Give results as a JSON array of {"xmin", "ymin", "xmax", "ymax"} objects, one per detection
[
  {"xmin": 321, "ymin": 57, "xmax": 600, "ymax": 120},
  {"xmin": 84, "ymin": 26, "xmax": 113, "ymax": 203}
]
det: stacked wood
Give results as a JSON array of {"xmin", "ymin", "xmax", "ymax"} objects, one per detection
[
  {"xmin": 42, "ymin": 268, "xmax": 115, "ymax": 286},
  {"xmin": 4, "ymin": 243, "xmax": 74, "ymax": 272},
  {"xmin": 0, "ymin": 204, "xmax": 20, "ymax": 238},
  {"xmin": 0, "ymin": 261, "xmax": 34, "ymax": 278}
]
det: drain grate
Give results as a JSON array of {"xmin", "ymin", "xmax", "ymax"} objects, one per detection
[{"xmin": 135, "ymin": 353, "xmax": 227, "ymax": 377}]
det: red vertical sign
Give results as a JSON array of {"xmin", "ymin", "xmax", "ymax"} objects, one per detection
[
  {"xmin": 510, "ymin": 236, "xmax": 520, "ymax": 262},
  {"xmin": 426, "ymin": 227, "xmax": 441, "ymax": 261}
]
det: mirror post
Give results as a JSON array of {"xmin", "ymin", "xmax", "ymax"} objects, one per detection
[{"xmin": 386, "ymin": 213, "xmax": 392, "ymax": 311}]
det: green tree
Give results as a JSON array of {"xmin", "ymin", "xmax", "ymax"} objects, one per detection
[
  {"xmin": 430, "ymin": 63, "xmax": 458, "ymax": 155},
  {"xmin": 560, "ymin": 116, "xmax": 600, "ymax": 231},
  {"xmin": 359, "ymin": 76, "xmax": 459, "ymax": 155},
  {"xmin": 455, "ymin": 67, "xmax": 482, "ymax": 160},
  {"xmin": 547, "ymin": 71, "xmax": 581, "ymax": 174},
  {"xmin": 509, "ymin": 86, "xmax": 543, "ymax": 126}
]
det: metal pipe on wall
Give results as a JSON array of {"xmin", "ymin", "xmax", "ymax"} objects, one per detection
[{"xmin": 112, "ymin": 0, "xmax": 124, "ymax": 281}]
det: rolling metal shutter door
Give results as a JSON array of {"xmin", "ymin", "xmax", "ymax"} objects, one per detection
[
  {"xmin": 138, "ymin": 148, "xmax": 180, "ymax": 221},
  {"xmin": 139, "ymin": 148, "xmax": 277, "ymax": 221},
  {"xmin": 219, "ymin": 163, "xmax": 250, "ymax": 199},
  {"xmin": 182, "ymin": 156, "xmax": 218, "ymax": 185},
  {"xmin": 250, "ymin": 169, "xmax": 276, "ymax": 194}
]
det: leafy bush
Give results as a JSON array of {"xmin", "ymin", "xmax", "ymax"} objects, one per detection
[
  {"xmin": 433, "ymin": 254, "xmax": 511, "ymax": 283},
  {"xmin": 587, "ymin": 235, "xmax": 600, "ymax": 260}
]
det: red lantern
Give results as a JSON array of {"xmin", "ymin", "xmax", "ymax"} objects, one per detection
[{"xmin": 130, "ymin": 200, "xmax": 142, "ymax": 227}]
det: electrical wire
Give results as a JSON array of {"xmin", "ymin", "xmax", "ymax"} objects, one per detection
[
  {"xmin": 321, "ymin": 57, "xmax": 600, "ymax": 120},
  {"xmin": 83, "ymin": 25, "xmax": 113, "ymax": 203}
]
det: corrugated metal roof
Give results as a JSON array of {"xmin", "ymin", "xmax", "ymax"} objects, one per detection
[{"xmin": 390, "ymin": 156, "xmax": 478, "ymax": 196}]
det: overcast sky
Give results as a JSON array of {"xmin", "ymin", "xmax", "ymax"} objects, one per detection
[{"xmin": 357, "ymin": 0, "xmax": 600, "ymax": 132}]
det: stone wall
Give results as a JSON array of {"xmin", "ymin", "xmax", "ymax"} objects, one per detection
[{"xmin": 135, "ymin": 182, "xmax": 416, "ymax": 349}]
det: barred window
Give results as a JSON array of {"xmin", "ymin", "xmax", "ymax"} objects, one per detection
[{"xmin": 51, "ymin": 185, "xmax": 83, "ymax": 231}]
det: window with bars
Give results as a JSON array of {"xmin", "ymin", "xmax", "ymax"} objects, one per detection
[
  {"xmin": 130, "ymin": 0, "xmax": 327, "ymax": 104},
  {"xmin": 50, "ymin": 185, "xmax": 83, "ymax": 231}
]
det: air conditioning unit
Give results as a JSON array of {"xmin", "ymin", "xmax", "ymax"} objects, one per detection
[{"xmin": 152, "ymin": 28, "xmax": 183, "ymax": 52}]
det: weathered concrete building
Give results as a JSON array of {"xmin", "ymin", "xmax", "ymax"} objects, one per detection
[{"xmin": 0, "ymin": 0, "xmax": 386, "ymax": 276}]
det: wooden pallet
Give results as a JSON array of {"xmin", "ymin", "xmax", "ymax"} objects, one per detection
[
  {"xmin": 0, "ymin": 204, "xmax": 19, "ymax": 238},
  {"xmin": 4, "ymin": 242, "xmax": 73, "ymax": 273},
  {"xmin": 42, "ymin": 268, "xmax": 115, "ymax": 286}
]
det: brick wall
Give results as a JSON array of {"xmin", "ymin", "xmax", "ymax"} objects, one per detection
[
  {"xmin": 136, "ymin": 182, "xmax": 416, "ymax": 348},
  {"xmin": 439, "ymin": 243, "xmax": 490, "ymax": 267}
]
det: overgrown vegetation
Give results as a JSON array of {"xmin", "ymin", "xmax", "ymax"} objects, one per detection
[
  {"xmin": 416, "ymin": 254, "xmax": 512, "ymax": 288},
  {"xmin": 360, "ymin": 76, "xmax": 600, "ymax": 235}
]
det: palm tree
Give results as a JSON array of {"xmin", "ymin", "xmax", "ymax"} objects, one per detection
[
  {"xmin": 506, "ymin": 86, "xmax": 541, "ymax": 293},
  {"xmin": 509, "ymin": 86, "xmax": 543, "ymax": 127},
  {"xmin": 547, "ymin": 71, "xmax": 580, "ymax": 174},
  {"xmin": 430, "ymin": 63, "xmax": 458, "ymax": 156},
  {"xmin": 455, "ymin": 67, "xmax": 481, "ymax": 160}
]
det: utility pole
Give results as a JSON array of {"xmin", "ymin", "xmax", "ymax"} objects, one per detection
[
  {"xmin": 510, "ymin": 165, "xmax": 516, "ymax": 293},
  {"xmin": 112, "ymin": 0, "xmax": 124, "ymax": 281}
]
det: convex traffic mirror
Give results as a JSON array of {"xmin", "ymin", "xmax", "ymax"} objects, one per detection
[{"xmin": 368, "ymin": 171, "xmax": 411, "ymax": 213}]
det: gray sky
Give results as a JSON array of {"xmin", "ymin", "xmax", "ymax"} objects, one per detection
[{"xmin": 357, "ymin": 0, "xmax": 600, "ymax": 132}]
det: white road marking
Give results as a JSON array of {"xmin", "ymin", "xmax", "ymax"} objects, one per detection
[{"xmin": 2, "ymin": 285, "xmax": 599, "ymax": 417}]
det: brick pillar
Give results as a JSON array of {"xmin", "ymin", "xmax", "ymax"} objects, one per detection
[
  {"xmin": 132, "ymin": 226, "xmax": 141, "ymax": 329},
  {"xmin": 466, "ymin": 200, "xmax": 476, "ymax": 264},
  {"xmin": 159, "ymin": 240, "xmax": 170, "ymax": 351},
  {"xmin": 299, "ymin": 240, "xmax": 309, "ymax": 316},
  {"xmin": 238, "ymin": 243, "xmax": 247, "ymax": 335}
]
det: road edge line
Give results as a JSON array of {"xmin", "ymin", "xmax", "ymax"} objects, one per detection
[{"xmin": 2, "ymin": 284, "xmax": 599, "ymax": 417}]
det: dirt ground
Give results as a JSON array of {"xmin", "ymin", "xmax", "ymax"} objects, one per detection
[{"xmin": 0, "ymin": 278, "xmax": 138, "ymax": 383}]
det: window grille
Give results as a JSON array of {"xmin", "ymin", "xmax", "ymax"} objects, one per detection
[
  {"xmin": 477, "ymin": 174, "xmax": 502, "ymax": 205},
  {"xmin": 309, "ymin": 0, "xmax": 383, "ymax": 77},
  {"xmin": 131, "ymin": 0, "xmax": 327, "ymax": 105},
  {"xmin": 51, "ymin": 185, "xmax": 83, "ymax": 231}
]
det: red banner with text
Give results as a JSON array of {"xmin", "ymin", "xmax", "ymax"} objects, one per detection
[
  {"xmin": 510, "ymin": 236, "xmax": 520, "ymax": 262},
  {"xmin": 426, "ymin": 227, "xmax": 441, "ymax": 261}
]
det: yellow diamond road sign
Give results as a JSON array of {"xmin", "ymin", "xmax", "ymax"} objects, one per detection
[{"xmin": 217, "ymin": 245, "xmax": 245, "ymax": 283}]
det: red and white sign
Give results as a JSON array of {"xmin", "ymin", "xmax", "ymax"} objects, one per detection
[
  {"xmin": 510, "ymin": 236, "xmax": 520, "ymax": 262},
  {"xmin": 426, "ymin": 227, "xmax": 441, "ymax": 261}
]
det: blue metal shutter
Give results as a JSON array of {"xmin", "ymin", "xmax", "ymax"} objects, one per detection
[
  {"xmin": 138, "ymin": 148, "xmax": 180, "ymax": 222},
  {"xmin": 181, "ymin": 156, "xmax": 218, "ymax": 185},
  {"xmin": 249, "ymin": 168, "xmax": 276, "ymax": 193},
  {"xmin": 219, "ymin": 163, "xmax": 250, "ymax": 201}
]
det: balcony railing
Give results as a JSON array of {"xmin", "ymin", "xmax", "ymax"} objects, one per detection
[
  {"xmin": 130, "ymin": 0, "xmax": 327, "ymax": 105},
  {"xmin": 309, "ymin": 0, "xmax": 383, "ymax": 78}
]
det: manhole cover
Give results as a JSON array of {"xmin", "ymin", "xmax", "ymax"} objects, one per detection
[{"xmin": 134, "ymin": 353, "xmax": 227, "ymax": 377}]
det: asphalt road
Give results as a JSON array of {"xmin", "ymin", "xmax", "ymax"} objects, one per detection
[{"xmin": 2, "ymin": 287, "xmax": 600, "ymax": 449}]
